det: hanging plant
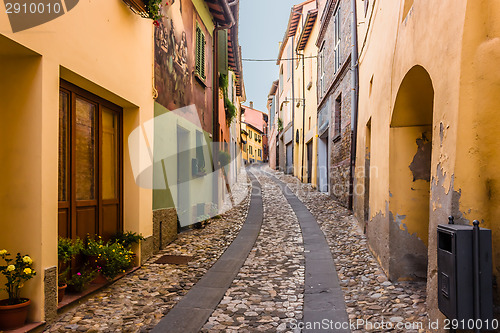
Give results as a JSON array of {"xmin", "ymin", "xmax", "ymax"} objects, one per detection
[
  {"xmin": 146, "ymin": 0, "xmax": 165, "ymax": 24},
  {"xmin": 122, "ymin": 0, "xmax": 167, "ymax": 25}
]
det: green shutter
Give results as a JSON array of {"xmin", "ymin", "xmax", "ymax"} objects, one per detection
[
  {"xmin": 195, "ymin": 25, "xmax": 206, "ymax": 80},
  {"xmin": 218, "ymin": 29, "xmax": 228, "ymax": 76}
]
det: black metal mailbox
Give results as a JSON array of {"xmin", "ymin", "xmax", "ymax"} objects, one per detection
[{"xmin": 437, "ymin": 224, "xmax": 493, "ymax": 323}]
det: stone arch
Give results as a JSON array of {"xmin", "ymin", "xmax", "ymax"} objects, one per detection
[{"xmin": 389, "ymin": 65, "xmax": 434, "ymax": 281}]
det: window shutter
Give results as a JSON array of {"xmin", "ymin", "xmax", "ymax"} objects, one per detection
[
  {"xmin": 195, "ymin": 25, "xmax": 206, "ymax": 80},
  {"xmin": 218, "ymin": 29, "xmax": 228, "ymax": 76}
]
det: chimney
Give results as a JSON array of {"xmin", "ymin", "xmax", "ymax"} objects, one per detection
[{"xmin": 249, "ymin": 101, "xmax": 254, "ymax": 109}]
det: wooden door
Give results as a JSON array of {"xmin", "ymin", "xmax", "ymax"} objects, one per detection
[{"xmin": 58, "ymin": 81, "xmax": 122, "ymax": 241}]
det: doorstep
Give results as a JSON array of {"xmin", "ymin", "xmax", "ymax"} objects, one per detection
[{"xmin": 57, "ymin": 266, "xmax": 141, "ymax": 312}]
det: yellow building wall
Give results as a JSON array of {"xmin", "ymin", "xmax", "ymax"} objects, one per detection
[
  {"xmin": 0, "ymin": 0, "xmax": 154, "ymax": 322},
  {"xmin": 246, "ymin": 128, "xmax": 263, "ymax": 162},
  {"xmin": 352, "ymin": 0, "xmax": 500, "ymax": 325},
  {"xmin": 293, "ymin": 8, "xmax": 319, "ymax": 186}
]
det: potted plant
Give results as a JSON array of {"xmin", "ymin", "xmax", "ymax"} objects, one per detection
[
  {"xmin": 0, "ymin": 250, "xmax": 36, "ymax": 330},
  {"xmin": 82, "ymin": 236, "xmax": 107, "ymax": 283},
  {"xmin": 66, "ymin": 266, "xmax": 97, "ymax": 293},
  {"xmin": 57, "ymin": 237, "xmax": 82, "ymax": 302},
  {"xmin": 99, "ymin": 242, "xmax": 133, "ymax": 280}
]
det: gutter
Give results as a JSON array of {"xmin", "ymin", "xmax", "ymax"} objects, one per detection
[{"xmin": 348, "ymin": 0, "xmax": 359, "ymax": 210}]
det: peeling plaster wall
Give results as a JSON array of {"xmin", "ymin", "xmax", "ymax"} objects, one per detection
[{"xmin": 354, "ymin": 0, "xmax": 470, "ymax": 326}]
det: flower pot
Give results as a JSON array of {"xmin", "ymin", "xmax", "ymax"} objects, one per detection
[
  {"xmin": 0, "ymin": 298, "xmax": 31, "ymax": 330},
  {"xmin": 58, "ymin": 284, "xmax": 67, "ymax": 303}
]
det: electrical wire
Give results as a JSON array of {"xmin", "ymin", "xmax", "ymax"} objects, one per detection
[{"xmin": 242, "ymin": 55, "xmax": 317, "ymax": 62}]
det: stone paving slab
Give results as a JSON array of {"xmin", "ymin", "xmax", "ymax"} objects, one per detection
[{"xmin": 151, "ymin": 172, "xmax": 263, "ymax": 333}]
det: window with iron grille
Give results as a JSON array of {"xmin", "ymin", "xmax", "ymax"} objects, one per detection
[
  {"xmin": 195, "ymin": 24, "xmax": 206, "ymax": 80},
  {"xmin": 334, "ymin": 8, "xmax": 341, "ymax": 73}
]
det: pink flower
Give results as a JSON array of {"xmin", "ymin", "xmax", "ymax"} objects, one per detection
[{"xmin": 77, "ymin": 272, "xmax": 81, "ymax": 276}]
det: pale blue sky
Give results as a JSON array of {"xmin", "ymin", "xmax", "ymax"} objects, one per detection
[{"xmin": 239, "ymin": 0, "xmax": 301, "ymax": 113}]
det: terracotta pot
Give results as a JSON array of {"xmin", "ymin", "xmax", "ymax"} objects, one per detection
[
  {"xmin": 58, "ymin": 284, "xmax": 67, "ymax": 303},
  {"xmin": 0, "ymin": 298, "xmax": 31, "ymax": 330}
]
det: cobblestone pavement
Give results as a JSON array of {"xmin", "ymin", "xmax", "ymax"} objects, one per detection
[
  {"xmin": 267, "ymin": 167, "xmax": 429, "ymax": 333},
  {"xmin": 44, "ymin": 171, "xmax": 251, "ymax": 333},
  {"xmin": 202, "ymin": 170, "xmax": 305, "ymax": 333}
]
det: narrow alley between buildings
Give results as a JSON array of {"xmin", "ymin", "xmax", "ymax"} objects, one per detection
[{"xmin": 44, "ymin": 166, "xmax": 427, "ymax": 333}]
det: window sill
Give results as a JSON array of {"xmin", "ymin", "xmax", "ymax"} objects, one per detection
[
  {"xmin": 194, "ymin": 73, "xmax": 207, "ymax": 88},
  {"xmin": 333, "ymin": 134, "xmax": 341, "ymax": 143}
]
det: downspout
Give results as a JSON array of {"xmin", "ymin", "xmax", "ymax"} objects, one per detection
[
  {"xmin": 296, "ymin": 49, "xmax": 306, "ymax": 182},
  {"xmin": 291, "ymin": 36, "xmax": 295, "ymax": 175},
  {"xmin": 348, "ymin": 0, "xmax": 359, "ymax": 210}
]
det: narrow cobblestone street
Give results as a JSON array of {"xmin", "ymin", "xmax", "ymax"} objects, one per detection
[{"xmin": 44, "ymin": 166, "xmax": 429, "ymax": 332}]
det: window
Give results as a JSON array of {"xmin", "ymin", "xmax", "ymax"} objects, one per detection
[
  {"xmin": 249, "ymin": 145, "xmax": 253, "ymax": 155},
  {"xmin": 249, "ymin": 130, "xmax": 252, "ymax": 139},
  {"xmin": 319, "ymin": 43, "xmax": 325, "ymax": 97},
  {"xmin": 334, "ymin": 8, "xmax": 341, "ymax": 73},
  {"xmin": 195, "ymin": 24, "xmax": 206, "ymax": 80},
  {"xmin": 334, "ymin": 94, "xmax": 342, "ymax": 138}
]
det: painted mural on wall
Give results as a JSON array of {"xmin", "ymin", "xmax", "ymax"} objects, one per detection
[{"xmin": 155, "ymin": 0, "xmax": 192, "ymax": 111}]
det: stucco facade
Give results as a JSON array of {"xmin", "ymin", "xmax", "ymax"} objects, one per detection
[
  {"xmin": 0, "ymin": 0, "xmax": 154, "ymax": 324},
  {"xmin": 353, "ymin": 0, "xmax": 500, "ymax": 324}
]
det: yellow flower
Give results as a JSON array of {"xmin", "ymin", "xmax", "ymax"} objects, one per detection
[
  {"xmin": 22, "ymin": 256, "xmax": 33, "ymax": 264},
  {"xmin": 0, "ymin": 249, "xmax": 7, "ymax": 255},
  {"xmin": 6, "ymin": 265, "xmax": 15, "ymax": 272},
  {"xmin": 23, "ymin": 268, "xmax": 32, "ymax": 275}
]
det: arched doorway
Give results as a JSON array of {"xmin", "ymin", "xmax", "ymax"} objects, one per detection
[{"xmin": 389, "ymin": 65, "xmax": 434, "ymax": 280}]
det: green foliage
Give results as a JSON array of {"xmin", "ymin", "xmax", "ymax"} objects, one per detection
[
  {"xmin": 99, "ymin": 242, "xmax": 133, "ymax": 280},
  {"xmin": 218, "ymin": 151, "xmax": 231, "ymax": 167},
  {"xmin": 278, "ymin": 117, "xmax": 284, "ymax": 132},
  {"xmin": 145, "ymin": 0, "xmax": 164, "ymax": 22},
  {"xmin": 224, "ymin": 96, "xmax": 237, "ymax": 125},
  {"xmin": 58, "ymin": 237, "xmax": 83, "ymax": 264},
  {"xmin": 219, "ymin": 74, "xmax": 237, "ymax": 125},
  {"xmin": 110, "ymin": 231, "xmax": 144, "ymax": 250},
  {"xmin": 0, "ymin": 251, "xmax": 36, "ymax": 304},
  {"xmin": 83, "ymin": 236, "xmax": 133, "ymax": 280},
  {"xmin": 66, "ymin": 265, "xmax": 97, "ymax": 293},
  {"xmin": 219, "ymin": 73, "xmax": 229, "ymax": 91}
]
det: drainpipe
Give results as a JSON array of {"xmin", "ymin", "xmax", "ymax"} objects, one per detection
[
  {"xmin": 290, "ymin": 37, "xmax": 295, "ymax": 175},
  {"xmin": 296, "ymin": 50, "xmax": 306, "ymax": 182},
  {"xmin": 348, "ymin": 0, "xmax": 359, "ymax": 210}
]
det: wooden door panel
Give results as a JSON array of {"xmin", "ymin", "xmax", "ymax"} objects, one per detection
[
  {"xmin": 76, "ymin": 207, "xmax": 97, "ymax": 239},
  {"xmin": 102, "ymin": 204, "xmax": 118, "ymax": 241},
  {"xmin": 58, "ymin": 209, "xmax": 70, "ymax": 238}
]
